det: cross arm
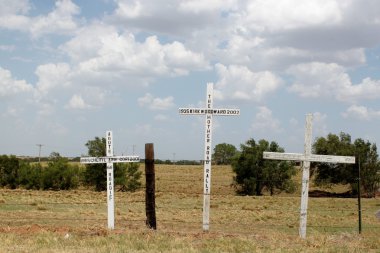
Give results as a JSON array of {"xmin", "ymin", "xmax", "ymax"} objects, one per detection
[
  {"xmin": 263, "ymin": 152, "xmax": 355, "ymax": 164},
  {"xmin": 80, "ymin": 156, "xmax": 140, "ymax": 164},
  {"xmin": 179, "ymin": 108, "xmax": 240, "ymax": 116},
  {"xmin": 263, "ymin": 152, "xmax": 304, "ymax": 161}
]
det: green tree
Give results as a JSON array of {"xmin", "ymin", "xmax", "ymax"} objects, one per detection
[
  {"xmin": 83, "ymin": 136, "xmax": 142, "ymax": 191},
  {"xmin": 83, "ymin": 137, "xmax": 107, "ymax": 191},
  {"xmin": 354, "ymin": 139, "xmax": 380, "ymax": 197},
  {"xmin": 232, "ymin": 139, "xmax": 296, "ymax": 195},
  {"xmin": 116, "ymin": 163, "xmax": 142, "ymax": 192},
  {"xmin": 213, "ymin": 143, "xmax": 238, "ymax": 165},
  {"xmin": 18, "ymin": 162, "xmax": 43, "ymax": 190},
  {"xmin": 40, "ymin": 152, "xmax": 80, "ymax": 190},
  {"xmin": 0, "ymin": 155, "xmax": 20, "ymax": 189},
  {"xmin": 313, "ymin": 132, "xmax": 355, "ymax": 186},
  {"xmin": 313, "ymin": 132, "xmax": 380, "ymax": 197}
]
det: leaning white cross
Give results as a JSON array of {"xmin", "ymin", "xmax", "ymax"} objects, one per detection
[
  {"xmin": 179, "ymin": 82, "xmax": 240, "ymax": 231},
  {"xmin": 263, "ymin": 114, "xmax": 355, "ymax": 238},
  {"xmin": 80, "ymin": 131, "xmax": 140, "ymax": 229}
]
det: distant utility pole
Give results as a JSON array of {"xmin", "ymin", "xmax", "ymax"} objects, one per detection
[
  {"xmin": 36, "ymin": 144, "xmax": 44, "ymax": 163},
  {"xmin": 173, "ymin": 153, "xmax": 176, "ymax": 164}
]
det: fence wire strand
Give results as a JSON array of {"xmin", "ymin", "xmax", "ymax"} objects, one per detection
[{"xmin": 1, "ymin": 175, "xmax": 379, "ymax": 236}]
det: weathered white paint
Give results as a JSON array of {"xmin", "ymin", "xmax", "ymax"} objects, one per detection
[
  {"xmin": 179, "ymin": 82, "xmax": 240, "ymax": 231},
  {"xmin": 106, "ymin": 131, "xmax": 114, "ymax": 230},
  {"xmin": 80, "ymin": 131, "xmax": 140, "ymax": 230},
  {"xmin": 80, "ymin": 156, "xmax": 140, "ymax": 164},
  {"xmin": 263, "ymin": 152, "xmax": 355, "ymax": 163},
  {"xmin": 179, "ymin": 108, "xmax": 240, "ymax": 116},
  {"xmin": 263, "ymin": 114, "xmax": 355, "ymax": 238}
]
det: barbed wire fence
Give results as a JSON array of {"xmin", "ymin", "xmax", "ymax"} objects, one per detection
[
  {"xmin": 0, "ymin": 148, "xmax": 379, "ymax": 238},
  {"xmin": 1, "ymin": 175, "xmax": 379, "ymax": 238}
]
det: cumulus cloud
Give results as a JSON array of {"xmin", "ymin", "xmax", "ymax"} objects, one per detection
[
  {"xmin": 65, "ymin": 94, "xmax": 92, "ymax": 110},
  {"xmin": 287, "ymin": 62, "xmax": 380, "ymax": 102},
  {"xmin": 35, "ymin": 63, "xmax": 71, "ymax": 95},
  {"xmin": 0, "ymin": 67, "xmax": 33, "ymax": 97},
  {"xmin": 30, "ymin": 0, "xmax": 80, "ymax": 38},
  {"xmin": 61, "ymin": 24, "xmax": 209, "ymax": 84},
  {"xmin": 0, "ymin": 0, "xmax": 80, "ymax": 37},
  {"xmin": 251, "ymin": 106, "xmax": 283, "ymax": 133},
  {"xmin": 110, "ymin": 0, "xmax": 234, "ymax": 36},
  {"xmin": 138, "ymin": 93, "xmax": 175, "ymax": 110},
  {"xmin": 179, "ymin": 0, "xmax": 237, "ymax": 13},
  {"xmin": 342, "ymin": 105, "xmax": 380, "ymax": 121},
  {"xmin": 214, "ymin": 63, "xmax": 282, "ymax": 101},
  {"xmin": 242, "ymin": 0, "xmax": 342, "ymax": 32},
  {"xmin": 0, "ymin": 0, "xmax": 30, "ymax": 15}
]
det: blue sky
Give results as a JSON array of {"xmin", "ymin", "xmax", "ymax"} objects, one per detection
[{"xmin": 1, "ymin": 0, "xmax": 380, "ymax": 160}]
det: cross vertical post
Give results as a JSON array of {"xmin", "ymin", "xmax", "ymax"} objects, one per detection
[
  {"xmin": 299, "ymin": 114, "xmax": 312, "ymax": 238},
  {"xmin": 203, "ymin": 83, "xmax": 213, "ymax": 231},
  {"xmin": 263, "ymin": 113, "xmax": 355, "ymax": 238},
  {"xmin": 80, "ymin": 131, "xmax": 140, "ymax": 229},
  {"xmin": 179, "ymin": 82, "xmax": 240, "ymax": 231},
  {"xmin": 106, "ymin": 131, "xmax": 115, "ymax": 229}
]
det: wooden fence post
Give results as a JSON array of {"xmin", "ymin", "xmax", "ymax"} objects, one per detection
[{"xmin": 145, "ymin": 143, "xmax": 156, "ymax": 229}]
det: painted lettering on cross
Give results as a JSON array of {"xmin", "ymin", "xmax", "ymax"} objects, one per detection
[
  {"xmin": 107, "ymin": 168, "xmax": 113, "ymax": 201},
  {"xmin": 179, "ymin": 108, "xmax": 240, "ymax": 116},
  {"xmin": 107, "ymin": 131, "xmax": 113, "ymax": 156},
  {"xmin": 179, "ymin": 82, "xmax": 240, "ymax": 231},
  {"xmin": 80, "ymin": 156, "xmax": 140, "ymax": 164},
  {"xmin": 80, "ymin": 130, "xmax": 140, "ymax": 230}
]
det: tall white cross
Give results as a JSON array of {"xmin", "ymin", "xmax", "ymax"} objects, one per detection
[
  {"xmin": 179, "ymin": 82, "xmax": 240, "ymax": 231},
  {"xmin": 80, "ymin": 131, "xmax": 140, "ymax": 229},
  {"xmin": 263, "ymin": 114, "xmax": 355, "ymax": 238}
]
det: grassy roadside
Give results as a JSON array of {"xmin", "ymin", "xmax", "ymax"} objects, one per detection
[{"xmin": 0, "ymin": 164, "xmax": 379, "ymax": 252}]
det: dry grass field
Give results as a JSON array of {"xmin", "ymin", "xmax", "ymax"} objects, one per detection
[{"xmin": 0, "ymin": 164, "xmax": 379, "ymax": 252}]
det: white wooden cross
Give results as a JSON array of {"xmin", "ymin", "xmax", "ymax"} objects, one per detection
[
  {"xmin": 80, "ymin": 131, "xmax": 140, "ymax": 229},
  {"xmin": 263, "ymin": 114, "xmax": 355, "ymax": 238},
  {"xmin": 179, "ymin": 82, "xmax": 240, "ymax": 231}
]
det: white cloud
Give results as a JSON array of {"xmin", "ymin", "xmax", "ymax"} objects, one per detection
[
  {"xmin": 110, "ymin": 0, "xmax": 227, "ymax": 36},
  {"xmin": 0, "ymin": 0, "xmax": 80, "ymax": 37},
  {"xmin": 179, "ymin": 0, "xmax": 237, "ymax": 13},
  {"xmin": 251, "ymin": 106, "xmax": 282, "ymax": 133},
  {"xmin": 287, "ymin": 62, "xmax": 380, "ymax": 102},
  {"xmin": 0, "ymin": 67, "xmax": 33, "ymax": 97},
  {"xmin": 114, "ymin": 0, "xmax": 142, "ymax": 18},
  {"xmin": 65, "ymin": 94, "xmax": 92, "ymax": 110},
  {"xmin": 342, "ymin": 105, "xmax": 380, "ymax": 121},
  {"xmin": 35, "ymin": 63, "xmax": 71, "ymax": 95},
  {"xmin": 30, "ymin": 0, "xmax": 80, "ymax": 38},
  {"xmin": 138, "ymin": 93, "xmax": 175, "ymax": 110},
  {"xmin": 0, "ymin": 0, "xmax": 30, "ymax": 30},
  {"xmin": 0, "ymin": 0, "xmax": 30, "ymax": 15},
  {"xmin": 215, "ymin": 63, "xmax": 282, "ymax": 101},
  {"xmin": 243, "ymin": 0, "xmax": 342, "ymax": 32},
  {"xmin": 339, "ymin": 78, "xmax": 380, "ymax": 101},
  {"xmin": 61, "ymin": 24, "xmax": 209, "ymax": 83}
]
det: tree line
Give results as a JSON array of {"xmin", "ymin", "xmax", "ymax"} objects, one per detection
[
  {"xmin": 1, "ymin": 132, "xmax": 379, "ymax": 197},
  {"xmin": 214, "ymin": 132, "xmax": 380, "ymax": 197},
  {"xmin": 0, "ymin": 137, "xmax": 141, "ymax": 191}
]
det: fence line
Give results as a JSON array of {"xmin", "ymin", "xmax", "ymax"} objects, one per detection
[
  {"xmin": 1, "ymin": 180, "xmax": 379, "ymax": 237},
  {"xmin": 1, "ymin": 216, "xmax": 378, "ymax": 233}
]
